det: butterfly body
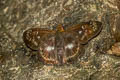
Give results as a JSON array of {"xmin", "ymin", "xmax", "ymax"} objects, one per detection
[{"xmin": 23, "ymin": 21, "xmax": 102, "ymax": 65}]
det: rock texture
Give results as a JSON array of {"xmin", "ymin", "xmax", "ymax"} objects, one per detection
[{"xmin": 0, "ymin": 0, "xmax": 120, "ymax": 80}]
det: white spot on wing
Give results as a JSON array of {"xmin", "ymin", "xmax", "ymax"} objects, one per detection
[
  {"xmin": 78, "ymin": 30, "xmax": 82, "ymax": 34},
  {"xmin": 65, "ymin": 43, "xmax": 74, "ymax": 49},
  {"xmin": 45, "ymin": 46, "xmax": 54, "ymax": 51},
  {"xmin": 36, "ymin": 31, "xmax": 38, "ymax": 35},
  {"xmin": 37, "ymin": 36, "xmax": 40, "ymax": 39},
  {"xmin": 33, "ymin": 41, "xmax": 38, "ymax": 46}
]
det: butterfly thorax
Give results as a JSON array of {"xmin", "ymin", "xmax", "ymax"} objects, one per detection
[{"xmin": 54, "ymin": 31, "xmax": 65, "ymax": 64}]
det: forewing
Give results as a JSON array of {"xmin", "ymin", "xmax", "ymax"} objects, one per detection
[
  {"xmin": 65, "ymin": 21, "xmax": 102, "ymax": 44},
  {"xmin": 23, "ymin": 28, "xmax": 55, "ymax": 50}
]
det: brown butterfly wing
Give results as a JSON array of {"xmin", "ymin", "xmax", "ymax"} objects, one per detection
[
  {"xmin": 62, "ymin": 32, "xmax": 82, "ymax": 62},
  {"xmin": 23, "ymin": 28, "xmax": 55, "ymax": 50},
  {"xmin": 65, "ymin": 21, "xmax": 102, "ymax": 44}
]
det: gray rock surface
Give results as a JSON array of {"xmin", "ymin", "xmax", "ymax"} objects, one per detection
[{"xmin": 0, "ymin": 0, "xmax": 120, "ymax": 80}]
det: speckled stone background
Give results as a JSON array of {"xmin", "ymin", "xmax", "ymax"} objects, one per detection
[{"xmin": 0, "ymin": 0, "xmax": 120, "ymax": 80}]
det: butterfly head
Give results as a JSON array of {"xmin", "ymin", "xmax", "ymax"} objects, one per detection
[{"xmin": 56, "ymin": 24, "xmax": 65, "ymax": 32}]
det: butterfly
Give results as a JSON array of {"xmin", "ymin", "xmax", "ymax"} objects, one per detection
[{"xmin": 23, "ymin": 21, "xmax": 102, "ymax": 65}]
